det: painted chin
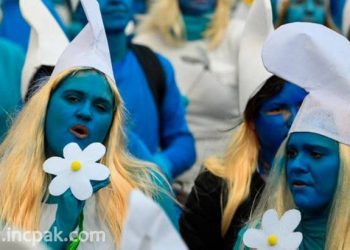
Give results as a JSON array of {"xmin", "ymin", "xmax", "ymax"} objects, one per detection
[{"xmin": 70, "ymin": 125, "xmax": 89, "ymax": 139}]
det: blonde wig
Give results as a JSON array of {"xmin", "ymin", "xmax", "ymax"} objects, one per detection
[
  {"xmin": 139, "ymin": 0, "xmax": 235, "ymax": 49},
  {"xmin": 0, "ymin": 67, "xmax": 167, "ymax": 245},
  {"xmin": 235, "ymin": 137, "xmax": 350, "ymax": 250},
  {"xmin": 204, "ymin": 76, "xmax": 287, "ymax": 236},
  {"xmin": 205, "ymin": 121, "xmax": 259, "ymax": 236}
]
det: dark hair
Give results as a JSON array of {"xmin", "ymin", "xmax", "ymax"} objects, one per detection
[
  {"xmin": 244, "ymin": 75, "xmax": 285, "ymax": 123},
  {"xmin": 24, "ymin": 65, "xmax": 54, "ymax": 103}
]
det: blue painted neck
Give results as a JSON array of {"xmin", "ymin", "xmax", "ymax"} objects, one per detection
[
  {"xmin": 106, "ymin": 31, "xmax": 128, "ymax": 62},
  {"xmin": 182, "ymin": 14, "xmax": 212, "ymax": 41},
  {"xmin": 257, "ymin": 148, "xmax": 276, "ymax": 177}
]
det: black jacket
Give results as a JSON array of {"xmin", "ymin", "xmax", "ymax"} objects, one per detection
[{"xmin": 179, "ymin": 170, "xmax": 265, "ymax": 250}]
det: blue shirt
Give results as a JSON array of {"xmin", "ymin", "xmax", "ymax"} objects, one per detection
[{"xmin": 113, "ymin": 50, "xmax": 196, "ymax": 179}]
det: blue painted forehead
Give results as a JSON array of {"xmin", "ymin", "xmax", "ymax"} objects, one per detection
[{"xmin": 330, "ymin": 0, "xmax": 347, "ymax": 30}]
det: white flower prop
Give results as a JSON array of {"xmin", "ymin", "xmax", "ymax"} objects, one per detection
[
  {"xmin": 43, "ymin": 142, "xmax": 110, "ymax": 200},
  {"xmin": 243, "ymin": 209, "xmax": 302, "ymax": 250}
]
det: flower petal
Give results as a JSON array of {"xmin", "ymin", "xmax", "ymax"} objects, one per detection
[
  {"xmin": 48, "ymin": 174, "xmax": 71, "ymax": 196},
  {"xmin": 82, "ymin": 163, "xmax": 110, "ymax": 181},
  {"xmin": 279, "ymin": 209, "xmax": 301, "ymax": 233},
  {"xmin": 262, "ymin": 209, "xmax": 279, "ymax": 234},
  {"xmin": 243, "ymin": 228, "xmax": 266, "ymax": 248},
  {"xmin": 63, "ymin": 143, "xmax": 82, "ymax": 160},
  {"xmin": 43, "ymin": 157, "xmax": 70, "ymax": 175},
  {"xmin": 81, "ymin": 143, "xmax": 106, "ymax": 162},
  {"xmin": 280, "ymin": 232, "xmax": 303, "ymax": 250},
  {"xmin": 70, "ymin": 176, "xmax": 93, "ymax": 201}
]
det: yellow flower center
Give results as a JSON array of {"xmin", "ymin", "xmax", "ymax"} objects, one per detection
[
  {"xmin": 244, "ymin": 0, "xmax": 254, "ymax": 6},
  {"xmin": 71, "ymin": 161, "xmax": 82, "ymax": 171},
  {"xmin": 267, "ymin": 234, "xmax": 278, "ymax": 246}
]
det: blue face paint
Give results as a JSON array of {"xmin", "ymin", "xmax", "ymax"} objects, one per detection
[
  {"xmin": 330, "ymin": 0, "xmax": 346, "ymax": 31},
  {"xmin": 255, "ymin": 82, "xmax": 307, "ymax": 166},
  {"xmin": 285, "ymin": 0, "xmax": 326, "ymax": 24},
  {"xmin": 45, "ymin": 71, "xmax": 115, "ymax": 157},
  {"xmin": 179, "ymin": 0, "xmax": 217, "ymax": 15},
  {"xmin": 75, "ymin": 0, "xmax": 133, "ymax": 32},
  {"xmin": 98, "ymin": 0, "xmax": 133, "ymax": 32},
  {"xmin": 286, "ymin": 132, "xmax": 339, "ymax": 213}
]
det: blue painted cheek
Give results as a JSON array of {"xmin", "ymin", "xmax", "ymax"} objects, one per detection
[
  {"xmin": 45, "ymin": 72, "xmax": 114, "ymax": 157},
  {"xmin": 255, "ymin": 113, "xmax": 288, "ymax": 153},
  {"xmin": 179, "ymin": 0, "xmax": 217, "ymax": 15},
  {"xmin": 286, "ymin": 133, "xmax": 340, "ymax": 213},
  {"xmin": 96, "ymin": 0, "xmax": 133, "ymax": 31}
]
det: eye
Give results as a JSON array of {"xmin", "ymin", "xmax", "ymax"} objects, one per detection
[
  {"xmin": 266, "ymin": 108, "xmax": 285, "ymax": 115},
  {"xmin": 65, "ymin": 95, "xmax": 80, "ymax": 103},
  {"xmin": 287, "ymin": 148, "xmax": 298, "ymax": 159},
  {"xmin": 310, "ymin": 151, "xmax": 322, "ymax": 159},
  {"xmin": 95, "ymin": 103, "xmax": 107, "ymax": 112}
]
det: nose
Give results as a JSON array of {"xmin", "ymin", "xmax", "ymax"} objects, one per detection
[
  {"xmin": 76, "ymin": 102, "xmax": 92, "ymax": 121},
  {"xmin": 288, "ymin": 154, "xmax": 308, "ymax": 174},
  {"xmin": 305, "ymin": 0, "xmax": 314, "ymax": 14}
]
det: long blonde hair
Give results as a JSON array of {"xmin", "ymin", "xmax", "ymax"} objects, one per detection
[
  {"xmin": 0, "ymin": 67, "xmax": 165, "ymax": 245},
  {"xmin": 139, "ymin": 0, "xmax": 234, "ymax": 49},
  {"xmin": 205, "ymin": 122, "xmax": 259, "ymax": 236},
  {"xmin": 235, "ymin": 138, "xmax": 350, "ymax": 249}
]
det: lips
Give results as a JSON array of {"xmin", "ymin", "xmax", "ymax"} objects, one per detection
[
  {"xmin": 70, "ymin": 125, "xmax": 89, "ymax": 139},
  {"xmin": 292, "ymin": 179, "xmax": 310, "ymax": 188}
]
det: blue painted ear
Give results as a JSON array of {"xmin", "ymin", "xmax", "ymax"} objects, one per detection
[{"xmin": 330, "ymin": 0, "xmax": 346, "ymax": 30}]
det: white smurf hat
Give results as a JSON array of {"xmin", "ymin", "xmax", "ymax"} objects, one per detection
[
  {"xmin": 51, "ymin": 0, "xmax": 115, "ymax": 82},
  {"xmin": 20, "ymin": 0, "xmax": 69, "ymax": 100},
  {"xmin": 238, "ymin": 0, "xmax": 274, "ymax": 114},
  {"xmin": 262, "ymin": 22, "xmax": 350, "ymax": 145}
]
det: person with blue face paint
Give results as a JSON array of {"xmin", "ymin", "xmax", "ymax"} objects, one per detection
[
  {"xmin": 0, "ymin": 67, "xmax": 180, "ymax": 249},
  {"xmin": 286, "ymin": 133, "xmax": 340, "ymax": 215},
  {"xmin": 234, "ymin": 21, "xmax": 350, "ymax": 250},
  {"xmin": 134, "ymin": 0, "xmax": 246, "ymax": 197},
  {"xmin": 273, "ymin": 0, "xmax": 327, "ymax": 27},
  {"xmin": 179, "ymin": 76, "xmax": 307, "ymax": 250},
  {"xmin": 0, "ymin": 0, "xmax": 181, "ymax": 247},
  {"xmin": 73, "ymin": 0, "xmax": 196, "ymax": 183}
]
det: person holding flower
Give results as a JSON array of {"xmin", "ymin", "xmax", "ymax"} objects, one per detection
[
  {"xmin": 235, "ymin": 22, "xmax": 350, "ymax": 250},
  {"xmin": 0, "ymin": 0, "xmax": 178, "ymax": 249}
]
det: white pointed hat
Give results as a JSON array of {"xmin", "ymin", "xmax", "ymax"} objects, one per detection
[
  {"xmin": 238, "ymin": 0, "xmax": 274, "ymax": 113},
  {"xmin": 262, "ymin": 22, "xmax": 350, "ymax": 145},
  {"xmin": 51, "ymin": 0, "xmax": 115, "ymax": 82},
  {"xmin": 120, "ymin": 190, "xmax": 188, "ymax": 250},
  {"xmin": 20, "ymin": 0, "xmax": 69, "ymax": 100}
]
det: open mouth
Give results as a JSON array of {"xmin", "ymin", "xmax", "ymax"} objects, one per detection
[
  {"xmin": 70, "ymin": 125, "xmax": 89, "ymax": 139},
  {"xmin": 293, "ymin": 180, "xmax": 308, "ymax": 188}
]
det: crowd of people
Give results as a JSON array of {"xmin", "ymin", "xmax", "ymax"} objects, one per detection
[{"xmin": 0, "ymin": 0, "xmax": 350, "ymax": 249}]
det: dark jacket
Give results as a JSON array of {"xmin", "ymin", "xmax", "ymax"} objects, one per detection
[{"xmin": 179, "ymin": 170, "xmax": 265, "ymax": 250}]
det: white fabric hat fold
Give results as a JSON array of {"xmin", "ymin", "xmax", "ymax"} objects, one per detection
[
  {"xmin": 238, "ymin": 0, "xmax": 274, "ymax": 113},
  {"xmin": 20, "ymin": 0, "xmax": 69, "ymax": 100},
  {"xmin": 51, "ymin": 0, "xmax": 115, "ymax": 82},
  {"xmin": 262, "ymin": 22, "xmax": 350, "ymax": 145},
  {"xmin": 120, "ymin": 190, "xmax": 188, "ymax": 250}
]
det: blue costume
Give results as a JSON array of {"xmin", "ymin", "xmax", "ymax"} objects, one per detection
[
  {"xmin": 113, "ymin": 51, "xmax": 196, "ymax": 180},
  {"xmin": 0, "ymin": 38, "xmax": 24, "ymax": 142},
  {"xmin": 0, "ymin": 0, "xmax": 65, "ymax": 51}
]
